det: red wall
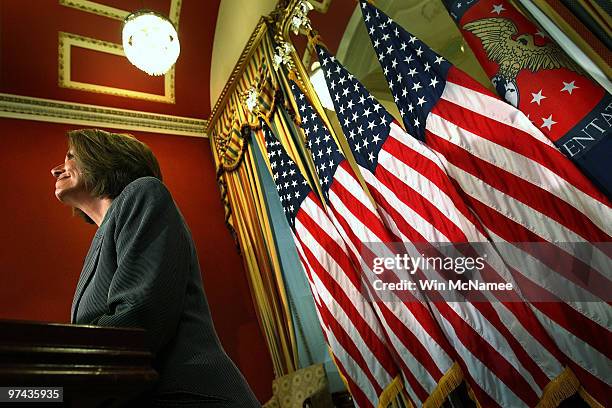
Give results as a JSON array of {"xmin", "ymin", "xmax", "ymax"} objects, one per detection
[{"xmin": 0, "ymin": 117, "xmax": 273, "ymax": 402}]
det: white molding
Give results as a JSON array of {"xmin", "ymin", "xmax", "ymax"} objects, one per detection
[
  {"xmin": 57, "ymin": 0, "xmax": 181, "ymax": 103},
  {"xmin": 59, "ymin": 0, "xmax": 182, "ymax": 25},
  {"xmin": 58, "ymin": 32, "xmax": 176, "ymax": 104},
  {"xmin": 58, "ymin": 0, "xmax": 128, "ymax": 21},
  {"xmin": 0, "ymin": 93, "xmax": 208, "ymax": 138}
]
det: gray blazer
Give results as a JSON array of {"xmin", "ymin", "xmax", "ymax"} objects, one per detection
[{"xmin": 71, "ymin": 177, "xmax": 259, "ymax": 407}]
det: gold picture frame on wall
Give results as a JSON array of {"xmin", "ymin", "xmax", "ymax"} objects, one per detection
[
  {"xmin": 59, "ymin": 0, "xmax": 129, "ymax": 20},
  {"xmin": 57, "ymin": 0, "xmax": 182, "ymax": 103},
  {"xmin": 58, "ymin": 32, "xmax": 176, "ymax": 104}
]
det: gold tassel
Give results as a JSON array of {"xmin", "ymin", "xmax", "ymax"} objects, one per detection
[
  {"xmin": 535, "ymin": 367, "xmax": 580, "ymax": 408},
  {"xmin": 466, "ymin": 384, "xmax": 483, "ymax": 408},
  {"xmin": 258, "ymin": 113, "xmax": 274, "ymax": 132},
  {"xmin": 398, "ymin": 391, "xmax": 415, "ymax": 408},
  {"xmin": 377, "ymin": 376, "xmax": 406, "ymax": 408},
  {"xmin": 423, "ymin": 362, "xmax": 464, "ymax": 408},
  {"xmin": 286, "ymin": 71, "xmax": 303, "ymax": 126},
  {"xmin": 578, "ymin": 387, "xmax": 605, "ymax": 408},
  {"xmin": 287, "ymin": 70, "xmax": 299, "ymax": 83},
  {"xmin": 307, "ymin": 31, "xmax": 327, "ymax": 49},
  {"xmin": 287, "ymin": 70, "xmax": 308, "ymax": 99}
]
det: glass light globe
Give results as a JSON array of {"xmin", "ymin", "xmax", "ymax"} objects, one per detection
[{"xmin": 122, "ymin": 10, "xmax": 180, "ymax": 76}]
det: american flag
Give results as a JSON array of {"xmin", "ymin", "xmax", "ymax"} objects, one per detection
[
  {"xmin": 359, "ymin": 0, "xmax": 612, "ymax": 404},
  {"xmin": 288, "ymin": 79, "xmax": 461, "ymax": 406},
  {"xmin": 442, "ymin": 0, "xmax": 612, "ymax": 200},
  {"xmin": 313, "ymin": 38, "xmax": 575, "ymax": 407},
  {"xmin": 260, "ymin": 121, "xmax": 401, "ymax": 407}
]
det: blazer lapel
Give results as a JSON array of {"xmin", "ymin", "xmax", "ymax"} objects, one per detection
[{"xmin": 71, "ymin": 233, "xmax": 104, "ymax": 323}]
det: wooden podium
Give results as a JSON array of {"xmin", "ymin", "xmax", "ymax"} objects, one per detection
[{"xmin": 0, "ymin": 320, "xmax": 158, "ymax": 407}]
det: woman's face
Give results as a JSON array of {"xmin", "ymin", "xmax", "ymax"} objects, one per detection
[{"xmin": 50, "ymin": 151, "xmax": 87, "ymax": 204}]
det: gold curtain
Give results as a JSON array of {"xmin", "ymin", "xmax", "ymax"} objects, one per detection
[
  {"xmin": 207, "ymin": 12, "xmax": 341, "ymax": 385},
  {"xmin": 208, "ymin": 23, "xmax": 298, "ymax": 378},
  {"xmin": 207, "ymin": 9, "xmax": 445, "ymax": 404}
]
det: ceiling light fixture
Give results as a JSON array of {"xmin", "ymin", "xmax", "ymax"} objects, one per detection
[{"xmin": 122, "ymin": 10, "xmax": 180, "ymax": 76}]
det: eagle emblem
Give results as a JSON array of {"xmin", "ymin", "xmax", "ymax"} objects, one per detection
[{"xmin": 463, "ymin": 18, "xmax": 582, "ymax": 107}]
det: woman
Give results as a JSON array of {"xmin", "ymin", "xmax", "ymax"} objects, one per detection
[{"xmin": 51, "ymin": 128, "xmax": 260, "ymax": 407}]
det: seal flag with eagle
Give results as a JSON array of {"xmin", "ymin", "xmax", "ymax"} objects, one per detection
[
  {"xmin": 463, "ymin": 17, "xmax": 583, "ymax": 107},
  {"xmin": 442, "ymin": 0, "xmax": 612, "ymax": 200}
]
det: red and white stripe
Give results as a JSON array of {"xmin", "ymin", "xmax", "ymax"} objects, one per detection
[
  {"xmin": 290, "ymin": 191, "xmax": 401, "ymax": 407},
  {"xmin": 351, "ymin": 120, "xmax": 573, "ymax": 407},
  {"xmin": 324, "ymin": 161, "xmax": 458, "ymax": 406},
  {"xmin": 424, "ymin": 67, "xmax": 612, "ymax": 403}
]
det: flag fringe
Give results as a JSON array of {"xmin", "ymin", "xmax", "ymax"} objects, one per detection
[
  {"xmin": 535, "ymin": 367, "xmax": 580, "ymax": 408},
  {"xmin": 377, "ymin": 376, "xmax": 412, "ymax": 408},
  {"xmin": 578, "ymin": 387, "xmax": 605, "ymax": 408},
  {"xmin": 327, "ymin": 347, "xmax": 355, "ymax": 402},
  {"xmin": 423, "ymin": 361, "xmax": 463, "ymax": 408},
  {"xmin": 466, "ymin": 384, "xmax": 483, "ymax": 408}
]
